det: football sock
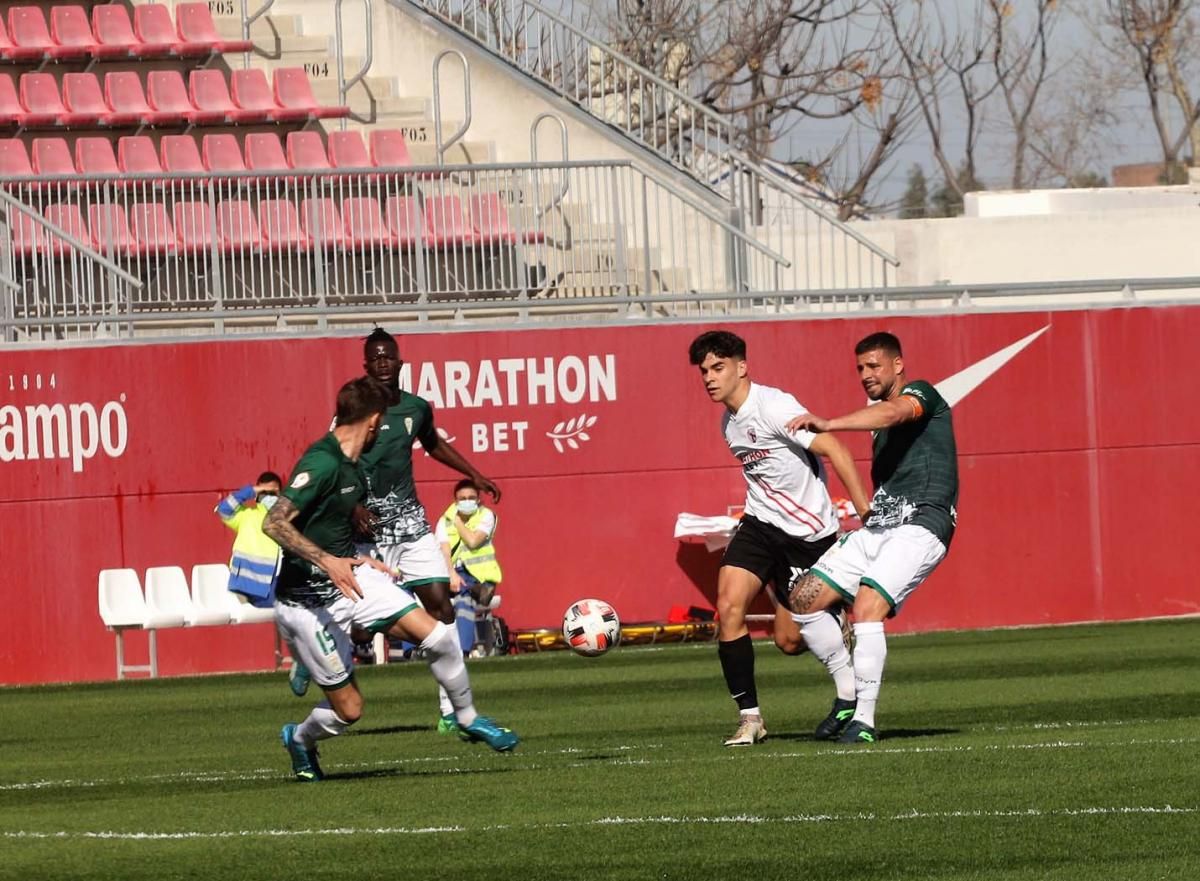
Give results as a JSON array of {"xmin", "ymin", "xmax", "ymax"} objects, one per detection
[
  {"xmin": 422, "ymin": 621, "xmax": 478, "ymax": 728},
  {"xmin": 436, "ymin": 627, "xmax": 464, "ymax": 716},
  {"xmin": 295, "ymin": 700, "xmax": 352, "ymax": 748},
  {"xmin": 718, "ymin": 634, "xmax": 759, "ymax": 712},
  {"xmin": 796, "ymin": 611, "xmax": 856, "ymax": 701},
  {"xmin": 850, "ymin": 621, "xmax": 887, "ymax": 729}
]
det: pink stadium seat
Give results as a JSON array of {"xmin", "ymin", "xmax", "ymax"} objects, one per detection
[
  {"xmin": 118, "ymin": 136, "xmax": 164, "ymax": 175},
  {"xmin": 161, "ymin": 135, "xmax": 204, "ymax": 174},
  {"xmin": 0, "ymin": 138, "xmax": 33, "ymax": 176},
  {"xmin": 173, "ymin": 201, "xmax": 214, "ymax": 252},
  {"xmin": 134, "ymin": 4, "xmax": 201, "ymax": 57},
  {"xmin": 19, "ymin": 73, "xmax": 71, "ymax": 128},
  {"xmin": 106, "ymin": 72, "xmax": 173, "ymax": 127},
  {"xmin": 272, "ymin": 68, "xmax": 348, "ymax": 121},
  {"xmin": 301, "ymin": 197, "xmax": 345, "ymax": 247},
  {"xmin": 189, "ymin": 69, "xmax": 254, "ymax": 124},
  {"xmin": 342, "ymin": 196, "xmax": 392, "ymax": 248},
  {"xmin": 244, "ymin": 132, "xmax": 287, "ymax": 172},
  {"xmin": 285, "ymin": 131, "xmax": 331, "ymax": 171},
  {"xmin": 422, "ymin": 195, "xmax": 476, "ymax": 247},
  {"xmin": 89, "ymin": 203, "xmax": 142, "ymax": 255},
  {"xmin": 130, "ymin": 202, "xmax": 177, "ymax": 254},
  {"xmin": 9, "ymin": 6, "xmax": 88, "ymax": 61},
  {"xmin": 216, "ymin": 200, "xmax": 262, "ymax": 251},
  {"xmin": 49, "ymin": 6, "xmax": 99, "ymax": 57},
  {"xmin": 175, "ymin": 3, "xmax": 252, "ymax": 54},
  {"xmin": 32, "ymin": 138, "xmax": 76, "ymax": 176},
  {"xmin": 258, "ymin": 199, "xmax": 310, "ymax": 250},
  {"xmin": 11, "ymin": 211, "xmax": 43, "ymax": 255},
  {"xmin": 0, "ymin": 16, "xmax": 28, "ymax": 63},
  {"xmin": 75, "ymin": 137, "xmax": 120, "ymax": 175},
  {"xmin": 43, "ymin": 203, "xmax": 94, "ymax": 254},
  {"xmin": 201, "ymin": 133, "xmax": 245, "ymax": 173},
  {"xmin": 369, "ymin": 130, "xmax": 413, "ymax": 168},
  {"xmin": 328, "ymin": 130, "xmax": 370, "ymax": 168},
  {"xmin": 92, "ymin": 4, "xmax": 141, "ymax": 59},
  {"xmin": 227, "ymin": 69, "xmax": 279, "ymax": 123},
  {"xmin": 469, "ymin": 192, "xmax": 544, "ymax": 244},
  {"xmin": 384, "ymin": 195, "xmax": 421, "ymax": 247},
  {"xmin": 62, "ymin": 73, "xmax": 111, "ymax": 128},
  {"xmin": 0, "ymin": 74, "xmax": 25, "ymax": 127},
  {"xmin": 150, "ymin": 70, "xmax": 213, "ymax": 125}
]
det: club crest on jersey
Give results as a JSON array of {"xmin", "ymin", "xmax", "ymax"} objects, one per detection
[
  {"xmin": 404, "ymin": 417, "xmax": 414, "ymax": 434},
  {"xmin": 748, "ymin": 428, "xmax": 757, "ymax": 443}
]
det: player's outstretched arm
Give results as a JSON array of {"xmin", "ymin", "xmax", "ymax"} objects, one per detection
[
  {"xmin": 427, "ymin": 439, "xmax": 502, "ymax": 502},
  {"xmin": 263, "ymin": 497, "xmax": 365, "ymax": 600},
  {"xmin": 808, "ymin": 433, "xmax": 871, "ymax": 519},
  {"xmin": 788, "ymin": 396, "xmax": 923, "ymax": 435}
]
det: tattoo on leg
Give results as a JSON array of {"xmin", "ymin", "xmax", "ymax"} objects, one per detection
[{"xmin": 787, "ymin": 574, "xmax": 823, "ymax": 615}]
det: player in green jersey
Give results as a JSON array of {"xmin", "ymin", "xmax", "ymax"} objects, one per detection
[
  {"xmin": 785, "ymin": 332, "xmax": 959, "ymax": 744},
  {"xmin": 264, "ymin": 377, "xmax": 518, "ymax": 781}
]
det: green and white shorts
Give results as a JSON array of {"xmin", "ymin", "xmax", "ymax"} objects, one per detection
[
  {"xmin": 275, "ymin": 564, "xmax": 419, "ymax": 689},
  {"xmin": 809, "ymin": 524, "xmax": 947, "ymax": 613},
  {"xmin": 372, "ymin": 532, "xmax": 450, "ymax": 589}
]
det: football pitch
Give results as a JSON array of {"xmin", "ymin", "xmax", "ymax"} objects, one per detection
[{"xmin": 2, "ymin": 619, "xmax": 1198, "ymax": 881}]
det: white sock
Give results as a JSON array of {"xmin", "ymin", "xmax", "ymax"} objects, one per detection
[
  {"xmin": 436, "ymin": 625, "xmax": 464, "ymax": 716},
  {"xmin": 850, "ymin": 621, "xmax": 887, "ymax": 729},
  {"xmin": 294, "ymin": 700, "xmax": 351, "ymax": 749},
  {"xmin": 796, "ymin": 611, "xmax": 856, "ymax": 702},
  {"xmin": 740, "ymin": 707, "xmax": 762, "ymax": 718},
  {"xmin": 421, "ymin": 621, "xmax": 478, "ymax": 728}
]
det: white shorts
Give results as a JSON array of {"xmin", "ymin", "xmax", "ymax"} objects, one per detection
[
  {"xmin": 372, "ymin": 533, "xmax": 450, "ymax": 588},
  {"xmin": 809, "ymin": 524, "xmax": 947, "ymax": 613},
  {"xmin": 275, "ymin": 564, "xmax": 420, "ymax": 689}
]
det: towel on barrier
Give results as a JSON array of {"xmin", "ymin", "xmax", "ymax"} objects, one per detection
[{"xmin": 673, "ymin": 513, "xmax": 740, "ymax": 552}]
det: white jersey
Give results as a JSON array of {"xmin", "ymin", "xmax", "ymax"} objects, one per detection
[{"xmin": 721, "ymin": 382, "xmax": 837, "ymax": 540}]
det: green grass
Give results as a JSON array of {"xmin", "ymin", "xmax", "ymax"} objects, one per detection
[{"xmin": 2, "ymin": 619, "xmax": 1199, "ymax": 881}]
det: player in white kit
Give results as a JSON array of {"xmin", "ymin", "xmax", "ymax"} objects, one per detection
[{"xmin": 689, "ymin": 330, "xmax": 871, "ymax": 746}]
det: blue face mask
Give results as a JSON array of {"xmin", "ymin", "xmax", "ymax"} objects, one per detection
[
  {"xmin": 259, "ymin": 495, "xmax": 279, "ymax": 511},
  {"xmin": 456, "ymin": 499, "xmax": 479, "ymax": 516}
]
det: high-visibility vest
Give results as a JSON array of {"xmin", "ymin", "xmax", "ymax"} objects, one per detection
[
  {"xmin": 216, "ymin": 486, "xmax": 281, "ymax": 605},
  {"xmin": 441, "ymin": 503, "xmax": 503, "ymax": 584}
]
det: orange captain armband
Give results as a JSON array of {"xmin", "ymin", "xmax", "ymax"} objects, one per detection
[{"xmin": 900, "ymin": 394, "xmax": 925, "ymax": 420}]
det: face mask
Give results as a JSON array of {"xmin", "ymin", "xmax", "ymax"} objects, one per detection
[
  {"xmin": 259, "ymin": 495, "xmax": 279, "ymax": 511},
  {"xmin": 456, "ymin": 499, "xmax": 479, "ymax": 516}
]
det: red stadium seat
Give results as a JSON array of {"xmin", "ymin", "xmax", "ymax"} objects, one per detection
[
  {"xmin": 9, "ymin": 6, "xmax": 88, "ymax": 61},
  {"xmin": 31, "ymin": 138, "xmax": 76, "ymax": 176},
  {"xmin": 227, "ymin": 69, "xmax": 278, "ymax": 123},
  {"xmin": 273, "ymin": 68, "xmax": 348, "ymax": 121},
  {"xmin": 130, "ymin": 202, "xmax": 177, "ymax": 254},
  {"xmin": 301, "ymin": 197, "xmax": 345, "ymax": 248},
  {"xmin": 422, "ymin": 195, "xmax": 476, "ymax": 247},
  {"xmin": 328, "ymin": 130, "xmax": 370, "ymax": 168},
  {"xmin": 469, "ymin": 192, "xmax": 544, "ymax": 244},
  {"xmin": 62, "ymin": 73, "xmax": 111, "ymax": 128},
  {"xmin": 175, "ymin": 3, "xmax": 252, "ymax": 54},
  {"xmin": 118, "ymin": 136, "xmax": 164, "ymax": 175},
  {"xmin": 49, "ymin": 6, "xmax": 99, "ymax": 58},
  {"xmin": 75, "ymin": 137, "xmax": 120, "ymax": 175},
  {"xmin": 369, "ymin": 130, "xmax": 413, "ymax": 168},
  {"xmin": 150, "ymin": 70, "xmax": 215, "ymax": 125},
  {"xmin": 173, "ymin": 201, "xmax": 214, "ymax": 252},
  {"xmin": 0, "ymin": 74, "xmax": 25, "ymax": 127},
  {"xmin": 342, "ymin": 196, "xmax": 392, "ymax": 248},
  {"xmin": 258, "ymin": 199, "xmax": 310, "ymax": 250},
  {"xmin": 244, "ymin": 132, "xmax": 287, "ymax": 172},
  {"xmin": 43, "ymin": 203, "xmax": 94, "ymax": 254},
  {"xmin": 161, "ymin": 135, "xmax": 204, "ymax": 174},
  {"xmin": 201, "ymin": 133, "xmax": 245, "ymax": 173},
  {"xmin": 384, "ymin": 195, "xmax": 422, "ymax": 247},
  {"xmin": 0, "ymin": 16, "xmax": 30, "ymax": 63},
  {"xmin": 106, "ymin": 72, "xmax": 174, "ymax": 127},
  {"xmin": 216, "ymin": 200, "xmax": 262, "ymax": 251},
  {"xmin": 189, "ymin": 69, "xmax": 257, "ymax": 124},
  {"xmin": 89, "ymin": 203, "xmax": 142, "ymax": 256},
  {"xmin": 20, "ymin": 73, "xmax": 72, "ymax": 128},
  {"xmin": 10, "ymin": 211, "xmax": 44, "ymax": 255},
  {"xmin": 92, "ymin": 4, "xmax": 141, "ymax": 59},
  {"xmin": 134, "ymin": 4, "xmax": 204, "ymax": 57},
  {"xmin": 0, "ymin": 138, "xmax": 33, "ymax": 176},
  {"xmin": 285, "ymin": 131, "xmax": 330, "ymax": 171}
]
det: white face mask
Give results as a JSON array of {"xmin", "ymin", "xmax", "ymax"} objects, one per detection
[
  {"xmin": 259, "ymin": 495, "xmax": 279, "ymax": 511},
  {"xmin": 456, "ymin": 499, "xmax": 479, "ymax": 516}
]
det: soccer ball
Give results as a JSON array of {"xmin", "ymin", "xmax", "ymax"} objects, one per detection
[{"xmin": 562, "ymin": 599, "xmax": 621, "ymax": 657}]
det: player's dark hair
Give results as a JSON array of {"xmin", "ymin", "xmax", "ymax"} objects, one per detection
[
  {"xmin": 335, "ymin": 376, "xmax": 391, "ymax": 424},
  {"xmin": 363, "ymin": 326, "xmax": 396, "ymax": 356},
  {"xmin": 454, "ymin": 478, "xmax": 479, "ymax": 494},
  {"xmin": 855, "ymin": 332, "xmax": 903, "ymax": 358},
  {"xmin": 688, "ymin": 330, "xmax": 747, "ymax": 365},
  {"xmin": 257, "ymin": 471, "xmax": 283, "ymax": 486}
]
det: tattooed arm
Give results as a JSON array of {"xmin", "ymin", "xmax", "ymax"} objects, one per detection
[{"xmin": 263, "ymin": 496, "xmax": 365, "ymax": 600}]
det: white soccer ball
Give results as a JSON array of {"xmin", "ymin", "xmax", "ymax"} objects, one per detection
[{"xmin": 562, "ymin": 598, "xmax": 621, "ymax": 657}]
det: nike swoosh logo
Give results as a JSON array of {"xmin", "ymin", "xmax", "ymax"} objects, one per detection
[{"xmin": 935, "ymin": 325, "xmax": 1049, "ymax": 407}]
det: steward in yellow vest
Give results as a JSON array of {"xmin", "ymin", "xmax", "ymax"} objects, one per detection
[{"xmin": 437, "ymin": 480, "xmax": 502, "ymax": 606}]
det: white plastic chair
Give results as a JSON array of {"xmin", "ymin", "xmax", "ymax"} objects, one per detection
[
  {"xmin": 186, "ymin": 564, "xmax": 234, "ymax": 626},
  {"xmin": 143, "ymin": 566, "xmax": 192, "ymax": 629},
  {"xmin": 98, "ymin": 568, "xmax": 152, "ymax": 679}
]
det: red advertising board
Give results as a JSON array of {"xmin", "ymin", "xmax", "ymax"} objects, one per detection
[{"xmin": 2, "ymin": 305, "xmax": 1197, "ymax": 684}]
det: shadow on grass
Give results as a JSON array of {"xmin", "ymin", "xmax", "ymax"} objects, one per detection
[
  {"xmin": 324, "ymin": 764, "xmax": 522, "ymax": 782},
  {"xmin": 350, "ymin": 724, "xmax": 430, "ymax": 736},
  {"xmin": 769, "ymin": 727, "xmax": 959, "ymax": 743}
]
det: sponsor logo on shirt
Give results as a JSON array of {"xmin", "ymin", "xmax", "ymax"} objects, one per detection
[
  {"xmin": 290, "ymin": 472, "xmax": 310, "ymax": 489},
  {"xmin": 340, "ymin": 486, "xmax": 357, "ymax": 494}
]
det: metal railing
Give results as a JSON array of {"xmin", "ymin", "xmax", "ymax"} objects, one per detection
[
  {"xmin": 404, "ymin": 0, "xmax": 900, "ymax": 290},
  {"xmin": 336, "ymin": 0, "xmax": 375, "ymax": 128},
  {"xmin": 240, "ymin": 0, "xmax": 275, "ymax": 69},
  {"xmin": 0, "ymin": 159, "xmax": 792, "ymax": 342},
  {"xmin": 433, "ymin": 49, "xmax": 472, "ymax": 165}
]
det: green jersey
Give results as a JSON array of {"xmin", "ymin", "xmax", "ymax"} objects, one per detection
[
  {"xmin": 358, "ymin": 390, "xmax": 441, "ymax": 545},
  {"xmin": 276, "ymin": 433, "xmax": 367, "ymax": 608},
  {"xmin": 865, "ymin": 379, "xmax": 959, "ymax": 546}
]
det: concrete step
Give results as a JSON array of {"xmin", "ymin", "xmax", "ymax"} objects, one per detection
[{"xmin": 213, "ymin": 13, "xmax": 303, "ymax": 39}]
